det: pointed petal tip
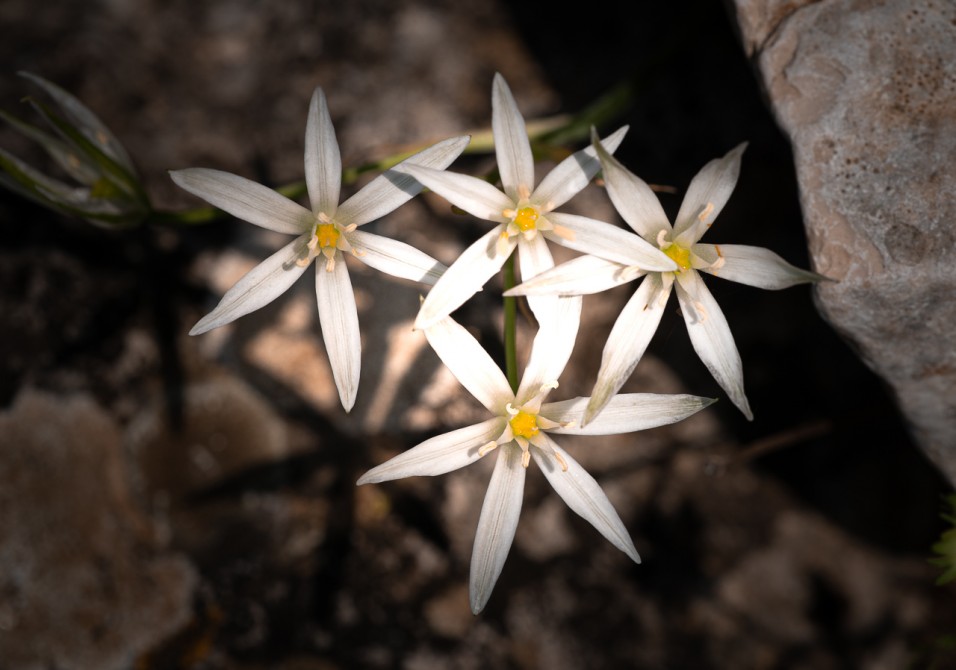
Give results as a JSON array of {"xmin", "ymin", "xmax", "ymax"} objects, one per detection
[{"xmin": 188, "ymin": 320, "xmax": 211, "ymax": 336}]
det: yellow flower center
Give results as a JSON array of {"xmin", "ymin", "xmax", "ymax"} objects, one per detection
[
  {"xmin": 512, "ymin": 206, "xmax": 539, "ymax": 232},
  {"xmin": 663, "ymin": 243, "xmax": 692, "ymax": 272},
  {"xmin": 509, "ymin": 410, "xmax": 540, "ymax": 440},
  {"xmin": 315, "ymin": 223, "xmax": 340, "ymax": 249}
]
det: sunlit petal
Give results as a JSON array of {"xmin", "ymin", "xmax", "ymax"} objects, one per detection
[
  {"xmin": 304, "ymin": 87, "xmax": 342, "ymax": 216},
  {"xmin": 544, "ymin": 393, "xmax": 715, "ymax": 435},
  {"xmin": 337, "ymin": 135, "xmax": 471, "ymax": 227},
  {"xmin": 532, "ymin": 436, "xmax": 639, "ymax": 562},
  {"xmin": 584, "ymin": 274, "xmax": 670, "ymax": 425},
  {"xmin": 470, "ymin": 446, "xmax": 525, "ymax": 614},
  {"xmin": 398, "ymin": 164, "xmax": 512, "ymax": 222},
  {"xmin": 491, "ymin": 73, "xmax": 534, "ymax": 201},
  {"xmin": 190, "ymin": 235, "xmax": 309, "ymax": 335},
  {"xmin": 315, "ymin": 258, "xmax": 361, "ymax": 411},
  {"xmin": 170, "ymin": 168, "xmax": 312, "ymax": 235},
  {"xmin": 415, "ymin": 226, "xmax": 514, "ymax": 330},
  {"xmin": 532, "ymin": 125, "xmax": 628, "ymax": 211},
  {"xmin": 674, "ymin": 270, "xmax": 752, "ymax": 420},
  {"xmin": 516, "ymin": 233, "xmax": 561, "ymax": 327},
  {"xmin": 693, "ymin": 243, "xmax": 824, "ymax": 289},
  {"xmin": 546, "ymin": 212, "xmax": 677, "ymax": 271},
  {"xmin": 673, "ymin": 143, "xmax": 746, "ymax": 245},
  {"xmin": 516, "ymin": 293, "xmax": 582, "ymax": 403},
  {"xmin": 505, "ymin": 255, "xmax": 639, "ymax": 297},
  {"xmin": 348, "ymin": 229, "xmax": 445, "ymax": 285},
  {"xmin": 424, "ymin": 314, "xmax": 513, "ymax": 413},
  {"xmin": 592, "ymin": 129, "xmax": 672, "ymax": 239},
  {"xmin": 357, "ymin": 417, "xmax": 507, "ymax": 483}
]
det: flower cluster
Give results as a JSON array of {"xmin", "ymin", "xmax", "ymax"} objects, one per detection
[{"xmin": 170, "ymin": 73, "xmax": 822, "ymax": 613}]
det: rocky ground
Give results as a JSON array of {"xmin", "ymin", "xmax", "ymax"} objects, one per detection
[{"xmin": 0, "ymin": 0, "xmax": 954, "ymax": 669}]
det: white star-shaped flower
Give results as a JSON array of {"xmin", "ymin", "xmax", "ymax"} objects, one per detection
[
  {"xmin": 397, "ymin": 73, "xmax": 675, "ymax": 330},
  {"xmin": 507, "ymin": 133, "xmax": 824, "ymax": 424},
  {"xmin": 171, "ymin": 87, "xmax": 469, "ymax": 411},
  {"xmin": 357, "ymin": 300, "xmax": 714, "ymax": 614}
]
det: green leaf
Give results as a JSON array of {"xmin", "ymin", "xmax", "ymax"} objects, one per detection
[
  {"xmin": 19, "ymin": 71, "xmax": 136, "ymax": 173},
  {"xmin": 27, "ymin": 97, "xmax": 148, "ymax": 205},
  {"xmin": 0, "ymin": 109, "xmax": 100, "ymax": 185}
]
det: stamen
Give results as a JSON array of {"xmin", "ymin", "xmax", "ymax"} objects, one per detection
[
  {"xmin": 693, "ymin": 301, "xmax": 708, "ymax": 323},
  {"xmin": 552, "ymin": 450, "xmax": 569, "ymax": 473},
  {"xmin": 549, "ymin": 223, "xmax": 575, "ymax": 241},
  {"xmin": 505, "ymin": 403, "xmax": 519, "ymax": 416},
  {"xmin": 707, "ymin": 244, "xmax": 726, "ymax": 271},
  {"xmin": 517, "ymin": 184, "xmax": 532, "ymax": 200},
  {"xmin": 698, "ymin": 201, "xmax": 715, "ymax": 224},
  {"xmin": 656, "ymin": 230, "xmax": 669, "ymax": 248},
  {"xmin": 478, "ymin": 441, "xmax": 498, "ymax": 457},
  {"xmin": 325, "ymin": 257, "xmax": 335, "ymax": 272},
  {"xmin": 521, "ymin": 449, "xmax": 531, "ymax": 469},
  {"xmin": 496, "ymin": 230, "xmax": 512, "ymax": 257}
]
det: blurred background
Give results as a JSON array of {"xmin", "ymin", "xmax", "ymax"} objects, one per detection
[{"xmin": 0, "ymin": 0, "xmax": 953, "ymax": 668}]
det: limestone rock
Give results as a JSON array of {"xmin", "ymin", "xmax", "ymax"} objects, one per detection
[
  {"xmin": 731, "ymin": 0, "xmax": 956, "ymax": 481},
  {"xmin": 0, "ymin": 390, "xmax": 197, "ymax": 670}
]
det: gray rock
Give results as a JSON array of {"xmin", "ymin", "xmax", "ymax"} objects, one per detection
[
  {"xmin": 0, "ymin": 390, "xmax": 197, "ymax": 670},
  {"xmin": 731, "ymin": 0, "xmax": 956, "ymax": 482}
]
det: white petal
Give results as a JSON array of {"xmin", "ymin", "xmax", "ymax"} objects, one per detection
[
  {"xmin": 348, "ymin": 229, "xmax": 445, "ymax": 285},
  {"xmin": 532, "ymin": 125, "xmax": 628, "ymax": 211},
  {"xmin": 584, "ymin": 274, "xmax": 670, "ymax": 425},
  {"xmin": 673, "ymin": 143, "xmax": 746, "ymax": 245},
  {"xmin": 491, "ymin": 73, "xmax": 534, "ymax": 201},
  {"xmin": 304, "ymin": 87, "xmax": 342, "ymax": 216},
  {"xmin": 424, "ymin": 314, "xmax": 513, "ymax": 414},
  {"xmin": 592, "ymin": 129, "xmax": 672, "ymax": 239},
  {"xmin": 170, "ymin": 168, "xmax": 312, "ymax": 235},
  {"xmin": 414, "ymin": 226, "xmax": 515, "ymax": 330},
  {"xmin": 398, "ymin": 164, "xmax": 513, "ymax": 222},
  {"xmin": 316, "ymin": 258, "xmax": 361, "ymax": 411},
  {"xmin": 544, "ymin": 393, "xmax": 716, "ymax": 435},
  {"xmin": 357, "ymin": 417, "xmax": 507, "ymax": 483},
  {"xmin": 190, "ymin": 236, "xmax": 309, "ymax": 334},
  {"xmin": 532, "ymin": 436, "xmax": 639, "ymax": 562},
  {"xmin": 336, "ymin": 135, "xmax": 471, "ymax": 227},
  {"xmin": 470, "ymin": 446, "xmax": 525, "ymax": 614},
  {"xmin": 516, "ymin": 233, "xmax": 560, "ymax": 327},
  {"xmin": 545, "ymin": 212, "xmax": 677, "ymax": 271},
  {"xmin": 505, "ymin": 255, "xmax": 638, "ymax": 297},
  {"xmin": 674, "ymin": 270, "xmax": 752, "ymax": 420},
  {"xmin": 693, "ymin": 243, "xmax": 824, "ymax": 289},
  {"xmin": 516, "ymin": 293, "xmax": 582, "ymax": 403}
]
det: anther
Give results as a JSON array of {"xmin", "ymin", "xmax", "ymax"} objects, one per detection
[
  {"xmin": 553, "ymin": 450, "xmax": 569, "ymax": 473},
  {"xmin": 478, "ymin": 441, "xmax": 498, "ymax": 457},
  {"xmin": 698, "ymin": 202, "xmax": 715, "ymax": 224},
  {"xmin": 521, "ymin": 449, "xmax": 531, "ymax": 468}
]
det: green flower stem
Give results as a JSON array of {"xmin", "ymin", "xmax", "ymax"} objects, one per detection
[{"xmin": 502, "ymin": 253, "xmax": 519, "ymax": 394}]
